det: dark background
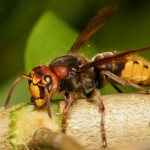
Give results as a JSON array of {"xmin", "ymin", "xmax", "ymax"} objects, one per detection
[{"xmin": 0, "ymin": 0, "xmax": 150, "ymax": 106}]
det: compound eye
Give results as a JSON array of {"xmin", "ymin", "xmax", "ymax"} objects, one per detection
[
  {"xmin": 44, "ymin": 75, "xmax": 51, "ymax": 83},
  {"xmin": 44, "ymin": 75, "xmax": 52, "ymax": 91}
]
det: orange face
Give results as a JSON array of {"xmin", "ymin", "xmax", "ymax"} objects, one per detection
[{"xmin": 29, "ymin": 65, "xmax": 59, "ymax": 108}]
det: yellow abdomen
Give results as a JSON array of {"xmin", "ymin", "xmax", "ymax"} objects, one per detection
[{"xmin": 120, "ymin": 57, "xmax": 150, "ymax": 85}]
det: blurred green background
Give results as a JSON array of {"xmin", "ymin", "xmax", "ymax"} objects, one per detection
[{"xmin": 0, "ymin": 0, "xmax": 150, "ymax": 106}]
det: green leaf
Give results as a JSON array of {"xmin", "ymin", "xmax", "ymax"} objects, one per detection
[{"xmin": 25, "ymin": 11, "xmax": 79, "ymax": 73}]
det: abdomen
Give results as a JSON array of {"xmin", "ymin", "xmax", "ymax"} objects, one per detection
[
  {"xmin": 93, "ymin": 52, "xmax": 150, "ymax": 86},
  {"xmin": 120, "ymin": 59, "xmax": 150, "ymax": 85}
]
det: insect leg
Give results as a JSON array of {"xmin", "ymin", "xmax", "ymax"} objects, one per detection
[
  {"xmin": 62, "ymin": 93, "xmax": 75, "ymax": 133},
  {"xmin": 84, "ymin": 88, "xmax": 107, "ymax": 147},
  {"xmin": 102, "ymin": 70, "xmax": 150, "ymax": 93}
]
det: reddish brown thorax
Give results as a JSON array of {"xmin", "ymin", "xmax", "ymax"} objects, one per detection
[{"xmin": 52, "ymin": 66, "xmax": 68, "ymax": 79}]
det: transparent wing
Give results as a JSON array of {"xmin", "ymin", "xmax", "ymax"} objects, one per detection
[{"xmin": 67, "ymin": 5, "xmax": 118, "ymax": 54}]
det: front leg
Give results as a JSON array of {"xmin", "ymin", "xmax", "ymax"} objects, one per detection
[
  {"xmin": 62, "ymin": 93, "xmax": 75, "ymax": 133},
  {"xmin": 84, "ymin": 88, "xmax": 107, "ymax": 147}
]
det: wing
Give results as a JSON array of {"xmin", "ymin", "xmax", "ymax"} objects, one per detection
[
  {"xmin": 67, "ymin": 5, "xmax": 118, "ymax": 54},
  {"xmin": 80, "ymin": 47, "xmax": 150, "ymax": 71}
]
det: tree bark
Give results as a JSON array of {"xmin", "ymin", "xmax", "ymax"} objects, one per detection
[{"xmin": 0, "ymin": 92, "xmax": 150, "ymax": 150}]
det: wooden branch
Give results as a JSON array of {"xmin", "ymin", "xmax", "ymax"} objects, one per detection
[
  {"xmin": 28, "ymin": 128, "xmax": 84, "ymax": 150},
  {"xmin": 0, "ymin": 92, "xmax": 150, "ymax": 150}
]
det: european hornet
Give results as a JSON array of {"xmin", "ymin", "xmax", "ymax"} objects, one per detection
[{"xmin": 5, "ymin": 5, "xmax": 150, "ymax": 147}]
